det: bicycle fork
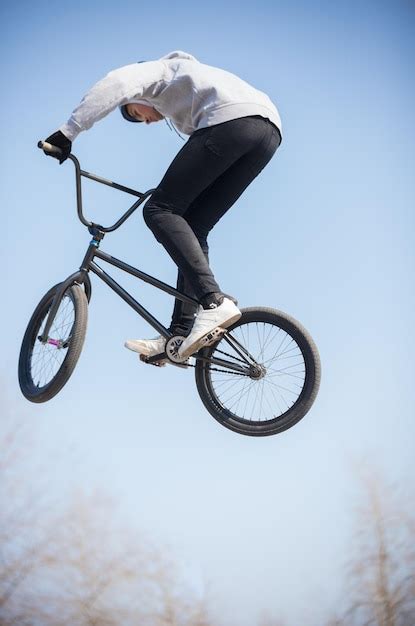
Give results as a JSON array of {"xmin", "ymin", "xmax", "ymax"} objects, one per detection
[{"xmin": 38, "ymin": 270, "xmax": 91, "ymax": 344}]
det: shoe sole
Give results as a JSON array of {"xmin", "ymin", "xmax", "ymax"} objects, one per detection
[{"xmin": 178, "ymin": 313, "xmax": 241, "ymax": 359}]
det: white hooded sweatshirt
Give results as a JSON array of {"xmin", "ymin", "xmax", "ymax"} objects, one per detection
[{"xmin": 59, "ymin": 51, "xmax": 282, "ymax": 141}]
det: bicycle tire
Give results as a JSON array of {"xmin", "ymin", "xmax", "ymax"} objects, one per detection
[
  {"xmin": 19, "ymin": 283, "xmax": 88, "ymax": 403},
  {"xmin": 195, "ymin": 307, "xmax": 321, "ymax": 437}
]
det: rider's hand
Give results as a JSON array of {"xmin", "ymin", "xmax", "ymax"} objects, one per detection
[{"xmin": 44, "ymin": 131, "xmax": 72, "ymax": 164}]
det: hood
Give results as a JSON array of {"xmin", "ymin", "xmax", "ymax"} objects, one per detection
[{"xmin": 159, "ymin": 50, "xmax": 198, "ymax": 62}]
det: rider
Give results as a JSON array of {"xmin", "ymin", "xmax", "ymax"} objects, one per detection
[{"xmin": 44, "ymin": 51, "xmax": 282, "ymax": 363}]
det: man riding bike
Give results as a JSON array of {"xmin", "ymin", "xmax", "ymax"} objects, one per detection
[{"xmin": 43, "ymin": 50, "xmax": 282, "ymax": 365}]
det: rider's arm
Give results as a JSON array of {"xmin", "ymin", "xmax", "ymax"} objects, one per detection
[{"xmin": 58, "ymin": 61, "xmax": 166, "ymax": 142}]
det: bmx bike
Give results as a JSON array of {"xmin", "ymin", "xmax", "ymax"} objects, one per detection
[{"xmin": 18, "ymin": 141, "xmax": 321, "ymax": 437}]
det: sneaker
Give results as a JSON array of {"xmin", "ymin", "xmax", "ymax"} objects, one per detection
[
  {"xmin": 124, "ymin": 335, "xmax": 166, "ymax": 357},
  {"xmin": 178, "ymin": 297, "xmax": 241, "ymax": 359}
]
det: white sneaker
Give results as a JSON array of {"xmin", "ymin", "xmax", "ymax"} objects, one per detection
[
  {"xmin": 124, "ymin": 335, "xmax": 166, "ymax": 357},
  {"xmin": 178, "ymin": 298, "xmax": 241, "ymax": 359}
]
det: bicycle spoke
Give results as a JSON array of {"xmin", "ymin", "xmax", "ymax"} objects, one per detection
[
  {"xmin": 29, "ymin": 294, "xmax": 75, "ymax": 388},
  {"xmin": 205, "ymin": 319, "xmax": 307, "ymax": 422}
]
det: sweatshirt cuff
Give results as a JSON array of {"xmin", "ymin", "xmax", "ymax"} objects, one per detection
[{"xmin": 59, "ymin": 118, "xmax": 82, "ymax": 142}]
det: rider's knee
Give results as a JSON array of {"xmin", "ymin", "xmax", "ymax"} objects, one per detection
[
  {"xmin": 142, "ymin": 202, "xmax": 156, "ymax": 230},
  {"xmin": 143, "ymin": 187, "xmax": 188, "ymax": 225}
]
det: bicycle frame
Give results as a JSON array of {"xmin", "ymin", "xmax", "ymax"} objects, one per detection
[{"xmin": 38, "ymin": 147, "xmax": 257, "ymax": 375}]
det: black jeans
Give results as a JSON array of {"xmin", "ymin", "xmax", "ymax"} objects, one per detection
[{"xmin": 143, "ymin": 115, "xmax": 281, "ymax": 335}]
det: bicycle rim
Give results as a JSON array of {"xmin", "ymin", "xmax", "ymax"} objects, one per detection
[{"xmin": 196, "ymin": 307, "xmax": 320, "ymax": 436}]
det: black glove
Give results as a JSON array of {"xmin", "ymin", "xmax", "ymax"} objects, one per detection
[{"xmin": 44, "ymin": 131, "xmax": 72, "ymax": 164}]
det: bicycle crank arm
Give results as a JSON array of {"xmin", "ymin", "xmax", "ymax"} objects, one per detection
[
  {"xmin": 140, "ymin": 353, "xmax": 166, "ymax": 367},
  {"xmin": 145, "ymin": 352, "xmax": 167, "ymax": 365}
]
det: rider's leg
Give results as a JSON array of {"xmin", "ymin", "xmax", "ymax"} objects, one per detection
[
  {"xmin": 168, "ymin": 121, "xmax": 281, "ymax": 339},
  {"xmin": 132, "ymin": 117, "xmax": 281, "ymax": 357},
  {"xmin": 142, "ymin": 116, "xmax": 276, "ymax": 301}
]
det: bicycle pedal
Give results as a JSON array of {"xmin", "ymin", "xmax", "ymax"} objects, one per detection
[
  {"xmin": 140, "ymin": 354, "xmax": 166, "ymax": 367},
  {"xmin": 140, "ymin": 350, "xmax": 189, "ymax": 369},
  {"xmin": 201, "ymin": 327, "xmax": 226, "ymax": 347}
]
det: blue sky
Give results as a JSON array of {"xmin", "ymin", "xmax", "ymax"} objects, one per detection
[{"xmin": 1, "ymin": 1, "xmax": 414, "ymax": 623}]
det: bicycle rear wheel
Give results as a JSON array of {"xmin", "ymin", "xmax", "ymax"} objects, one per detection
[
  {"xmin": 195, "ymin": 307, "xmax": 321, "ymax": 436},
  {"xmin": 19, "ymin": 284, "xmax": 88, "ymax": 403}
]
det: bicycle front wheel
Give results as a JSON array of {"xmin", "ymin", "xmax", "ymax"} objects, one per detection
[
  {"xmin": 195, "ymin": 307, "xmax": 321, "ymax": 436},
  {"xmin": 19, "ymin": 283, "xmax": 88, "ymax": 403}
]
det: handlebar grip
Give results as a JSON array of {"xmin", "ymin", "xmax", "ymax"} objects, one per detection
[{"xmin": 38, "ymin": 141, "xmax": 63, "ymax": 157}]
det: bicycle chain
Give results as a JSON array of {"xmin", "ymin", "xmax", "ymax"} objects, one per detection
[
  {"xmin": 214, "ymin": 347, "xmax": 250, "ymax": 365},
  {"xmin": 147, "ymin": 343, "xmax": 252, "ymax": 376}
]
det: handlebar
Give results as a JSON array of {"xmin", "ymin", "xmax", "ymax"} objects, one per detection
[
  {"xmin": 37, "ymin": 140, "xmax": 154, "ymax": 233},
  {"xmin": 38, "ymin": 140, "xmax": 63, "ymax": 158}
]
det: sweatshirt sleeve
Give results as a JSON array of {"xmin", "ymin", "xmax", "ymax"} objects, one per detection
[{"xmin": 59, "ymin": 61, "xmax": 166, "ymax": 141}]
